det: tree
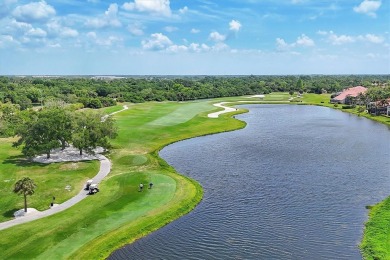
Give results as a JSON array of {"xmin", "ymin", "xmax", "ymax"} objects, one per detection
[
  {"xmin": 14, "ymin": 109, "xmax": 63, "ymax": 158},
  {"xmin": 72, "ymin": 111, "xmax": 117, "ymax": 155},
  {"xmin": 13, "ymin": 177, "xmax": 37, "ymax": 212}
]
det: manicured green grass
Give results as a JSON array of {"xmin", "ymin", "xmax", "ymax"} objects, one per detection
[
  {"xmin": 361, "ymin": 197, "xmax": 390, "ymax": 260},
  {"xmin": 0, "ymin": 138, "xmax": 99, "ymax": 222},
  {"xmin": 263, "ymin": 92, "xmax": 291, "ymax": 101},
  {"xmin": 0, "ymin": 99, "xmax": 245, "ymax": 259}
]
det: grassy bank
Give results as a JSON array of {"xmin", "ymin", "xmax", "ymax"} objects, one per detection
[
  {"xmin": 0, "ymin": 99, "xmax": 245, "ymax": 259},
  {"xmin": 360, "ymin": 197, "xmax": 390, "ymax": 260}
]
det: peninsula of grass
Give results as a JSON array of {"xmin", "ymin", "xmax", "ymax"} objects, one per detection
[
  {"xmin": 0, "ymin": 93, "xmax": 388, "ymax": 259},
  {"xmin": 0, "ymin": 99, "xmax": 246, "ymax": 259}
]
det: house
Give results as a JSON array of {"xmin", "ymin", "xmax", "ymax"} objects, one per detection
[
  {"xmin": 330, "ymin": 86, "xmax": 367, "ymax": 105},
  {"xmin": 367, "ymin": 98, "xmax": 390, "ymax": 116}
]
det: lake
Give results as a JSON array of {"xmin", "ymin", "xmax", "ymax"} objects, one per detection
[{"xmin": 110, "ymin": 105, "xmax": 390, "ymax": 259}]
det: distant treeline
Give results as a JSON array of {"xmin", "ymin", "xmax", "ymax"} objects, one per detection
[{"xmin": 0, "ymin": 75, "xmax": 389, "ymax": 110}]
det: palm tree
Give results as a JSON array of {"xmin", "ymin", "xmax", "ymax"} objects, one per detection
[{"xmin": 13, "ymin": 177, "xmax": 37, "ymax": 212}]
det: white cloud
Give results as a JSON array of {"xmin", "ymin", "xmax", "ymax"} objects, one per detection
[
  {"xmin": 9, "ymin": 19, "xmax": 33, "ymax": 33},
  {"xmin": 328, "ymin": 33, "xmax": 355, "ymax": 45},
  {"xmin": 209, "ymin": 31, "xmax": 226, "ymax": 42},
  {"xmin": 319, "ymin": 31, "xmax": 385, "ymax": 45},
  {"xmin": 122, "ymin": 0, "xmax": 171, "ymax": 16},
  {"xmin": 353, "ymin": 0, "xmax": 381, "ymax": 18},
  {"xmin": 26, "ymin": 27, "xmax": 47, "ymax": 37},
  {"xmin": 296, "ymin": 34, "xmax": 315, "ymax": 47},
  {"xmin": 47, "ymin": 20, "xmax": 78, "ymax": 38},
  {"xmin": 142, "ymin": 33, "xmax": 173, "ymax": 50},
  {"xmin": 85, "ymin": 3, "xmax": 121, "ymax": 28},
  {"xmin": 164, "ymin": 26, "xmax": 178, "ymax": 32},
  {"xmin": 166, "ymin": 44, "xmax": 188, "ymax": 53},
  {"xmin": 360, "ymin": 33, "xmax": 384, "ymax": 43},
  {"xmin": 229, "ymin": 20, "xmax": 242, "ymax": 32},
  {"xmin": 96, "ymin": 36, "xmax": 122, "ymax": 47},
  {"xmin": 87, "ymin": 31, "xmax": 97, "ymax": 39},
  {"xmin": 276, "ymin": 34, "xmax": 315, "ymax": 51},
  {"xmin": 0, "ymin": 35, "xmax": 18, "ymax": 48},
  {"xmin": 276, "ymin": 38, "xmax": 290, "ymax": 51},
  {"xmin": 12, "ymin": 1, "xmax": 56, "ymax": 22},
  {"xmin": 188, "ymin": 43, "xmax": 210, "ymax": 52},
  {"xmin": 179, "ymin": 6, "xmax": 188, "ymax": 14},
  {"xmin": 191, "ymin": 28, "xmax": 200, "ymax": 34},
  {"xmin": 128, "ymin": 24, "xmax": 144, "ymax": 36}
]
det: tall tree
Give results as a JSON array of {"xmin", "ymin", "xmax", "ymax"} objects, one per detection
[
  {"xmin": 13, "ymin": 177, "xmax": 37, "ymax": 212},
  {"xmin": 72, "ymin": 111, "xmax": 117, "ymax": 155},
  {"xmin": 14, "ymin": 109, "xmax": 63, "ymax": 158}
]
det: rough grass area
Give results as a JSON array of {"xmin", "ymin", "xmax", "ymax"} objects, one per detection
[
  {"xmin": 0, "ymin": 138, "xmax": 99, "ymax": 222},
  {"xmin": 361, "ymin": 197, "xmax": 390, "ymax": 260}
]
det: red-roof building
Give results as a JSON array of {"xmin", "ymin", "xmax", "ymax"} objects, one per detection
[{"xmin": 331, "ymin": 86, "xmax": 367, "ymax": 104}]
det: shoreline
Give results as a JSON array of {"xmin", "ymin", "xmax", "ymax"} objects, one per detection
[{"xmin": 0, "ymin": 98, "xmax": 388, "ymax": 259}]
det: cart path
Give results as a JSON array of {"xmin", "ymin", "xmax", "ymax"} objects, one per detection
[
  {"xmin": 0, "ymin": 157, "xmax": 110, "ymax": 231},
  {"xmin": 208, "ymin": 101, "xmax": 291, "ymax": 118},
  {"xmin": 0, "ymin": 105, "xmax": 129, "ymax": 231},
  {"xmin": 208, "ymin": 102, "xmax": 237, "ymax": 118}
]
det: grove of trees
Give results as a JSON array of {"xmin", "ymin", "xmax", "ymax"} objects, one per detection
[
  {"xmin": 5, "ymin": 104, "xmax": 117, "ymax": 158},
  {"xmin": 0, "ymin": 75, "xmax": 388, "ymax": 110}
]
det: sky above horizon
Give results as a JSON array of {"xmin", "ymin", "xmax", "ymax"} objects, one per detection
[{"xmin": 0, "ymin": 0, "xmax": 389, "ymax": 75}]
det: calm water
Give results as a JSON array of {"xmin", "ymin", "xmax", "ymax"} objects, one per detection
[{"xmin": 110, "ymin": 105, "xmax": 390, "ymax": 260}]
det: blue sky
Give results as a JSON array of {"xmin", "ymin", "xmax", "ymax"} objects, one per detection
[{"xmin": 0, "ymin": 0, "xmax": 389, "ymax": 75}]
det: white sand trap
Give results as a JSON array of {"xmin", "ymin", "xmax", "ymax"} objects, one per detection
[
  {"xmin": 33, "ymin": 146, "xmax": 104, "ymax": 164},
  {"xmin": 14, "ymin": 208, "xmax": 39, "ymax": 218}
]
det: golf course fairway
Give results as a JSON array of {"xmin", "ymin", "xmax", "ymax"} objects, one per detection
[{"xmin": 0, "ymin": 99, "xmax": 246, "ymax": 259}]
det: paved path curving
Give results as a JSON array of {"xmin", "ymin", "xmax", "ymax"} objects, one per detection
[
  {"xmin": 0, "ymin": 105, "xmax": 128, "ymax": 231},
  {"xmin": 208, "ymin": 100, "xmax": 291, "ymax": 118},
  {"xmin": 0, "ymin": 156, "xmax": 110, "ymax": 231},
  {"xmin": 208, "ymin": 102, "xmax": 237, "ymax": 118}
]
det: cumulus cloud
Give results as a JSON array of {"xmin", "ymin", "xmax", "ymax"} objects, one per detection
[
  {"xmin": 276, "ymin": 34, "xmax": 315, "ymax": 51},
  {"xmin": 85, "ymin": 3, "xmax": 121, "ymax": 28},
  {"xmin": 0, "ymin": 35, "xmax": 18, "ymax": 48},
  {"xmin": 12, "ymin": 1, "xmax": 56, "ymax": 23},
  {"xmin": 142, "ymin": 33, "xmax": 173, "ymax": 50},
  {"xmin": 128, "ymin": 23, "xmax": 144, "ymax": 36},
  {"xmin": 229, "ymin": 20, "xmax": 242, "ymax": 32},
  {"xmin": 318, "ymin": 31, "xmax": 384, "ymax": 45},
  {"xmin": 191, "ymin": 28, "xmax": 200, "ymax": 34},
  {"xmin": 361, "ymin": 33, "xmax": 384, "ymax": 43},
  {"xmin": 209, "ymin": 31, "xmax": 226, "ymax": 42},
  {"xmin": 26, "ymin": 27, "xmax": 47, "ymax": 38},
  {"xmin": 328, "ymin": 33, "xmax": 355, "ymax": 45},
  {"xmin": 296, "ymin": 34, "xmax": 315, "ymax": 47},
  {"xmin": 96, "ymin": 36, "xmax": 122, "ymax": 46},
  {"xmin": 122, "ymin": 0, "xmax": 171, "ymax": 16},
  {"xmin": 179, "ymin": 6, "xmax": 188, "ymax": 14},
  {"xmin": 353, "ymin": 0, "xmax": 381, "ymax": 18},
  {"xmin": 47, "ymin": 20, "xmax": 78, "ymax": 38},
  {"xmin": 276, "ymin": 38, "xmax": 290, "ymax": 51}
]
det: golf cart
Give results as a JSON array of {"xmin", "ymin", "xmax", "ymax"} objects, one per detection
[{"xmin": 88, "ymin": 183, "xmax": 99, "ymax": 195}]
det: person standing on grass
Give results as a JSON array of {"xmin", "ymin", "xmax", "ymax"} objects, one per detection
[
  {"xmin": 139, "ymin": 183, "xmax": 143, "ymax": 192},
  {"xmin": 149, "ymin": 182, "xmax": 153, "ymax": 189}
]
